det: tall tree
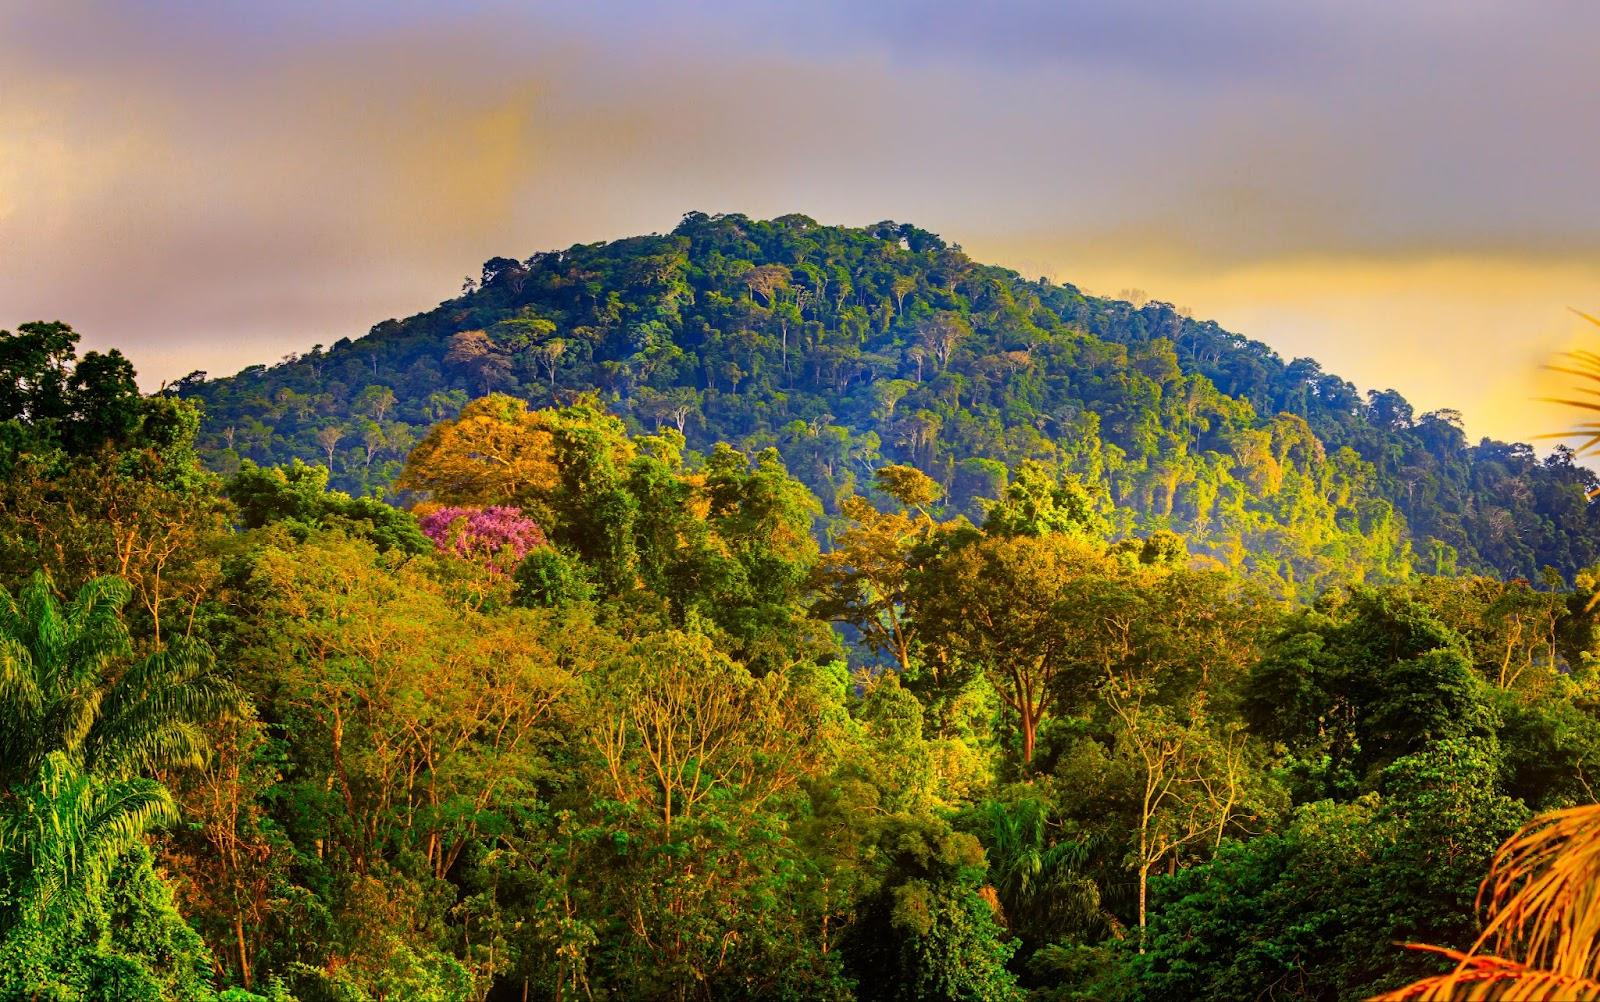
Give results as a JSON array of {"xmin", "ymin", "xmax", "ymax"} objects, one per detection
[
  {"xmin": 812, "ymin": 466, "xmax": 954, "ymax": 672},
  {"xmin": 914, "ymin": 534, "xmax": 1118, "ymax": 764},
  {"xmin": 0, "ymin": 573, "xmax": 235, "ymax": 999},
  {"xmin": 0, "ymin": 573, "xmax": 237, "ymax": 790}
]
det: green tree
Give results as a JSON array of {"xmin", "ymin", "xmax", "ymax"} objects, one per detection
[
  {"xmin": 913, "ymin": 533, "xmax": 1118, "ymax": 764},
  {"xmin": 227, "ymin": 458, "xmax": 431, "ymax": 554},
  {"xmin": 842, "ymin": 814, "xmax": 1023, "ymax": 1002},
  {"xmin": 0, "ymin": 574, "xmax": 237, "ymax": 790},
  {"xmin": 982, "ymin": 461, "xmax": 1109, "ymax": 541},
  {"xmin": 1243, "ymin": 587, "xmax": 1496, "ymax": 794},
  {"xmin": 810, "ymin": 468, "xmax": 959, "ymax": 673},
  {"xmin": 1132, "ymin": 738, "xmax": 1527, "ymax": 1002},
  {"xmin": 566, "ymin": 631, "xmax": 850, "ymax": 999},
  {"xmin": 0, "ymin": 321, "xmax": 143, "ymax": 455},
  {"xmin": 0, "ymin": 573, "xmax": 237, "ymax": 1000}
]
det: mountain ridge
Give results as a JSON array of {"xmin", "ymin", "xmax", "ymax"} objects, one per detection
[{"xmin": 180, "ymin": 211, "xmax": 1600, "ymax": 592}]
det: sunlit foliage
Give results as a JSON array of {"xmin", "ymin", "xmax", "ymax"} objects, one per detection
[{"xmin": 7, "ymin": 284, "xmax": 1600, "ymax": 1001}]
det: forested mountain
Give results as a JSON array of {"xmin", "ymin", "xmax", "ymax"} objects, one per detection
[
  {"xmin": 6, "ymin": 304, "xmax": 1600, "ymax": 999},
  {"xmin": 182, "ymin": 211, "xmax": 1600, "ymax": 592}
]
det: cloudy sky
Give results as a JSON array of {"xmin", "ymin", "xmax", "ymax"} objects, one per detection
[{"xmin": 4, "ymin": 0, "xmax": 1599, "ymax": 445}]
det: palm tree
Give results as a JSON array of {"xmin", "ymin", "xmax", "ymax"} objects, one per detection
[
  {"xmin": 0, "ymin": 751, "xmax": 177, "ymax": 930},
  {"xmin": 979, "ymin": 797, "xmax": 1104, "ymax": 940},
  {"xmin": 0, "ymin": 571, "xmax": 238, "ymax": 925},
  {"xmin": 0, "ymin": 572, "xmax": 237, "ymax": 790}
]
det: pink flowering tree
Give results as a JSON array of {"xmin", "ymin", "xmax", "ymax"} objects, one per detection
[{"xmin": 418, "ymin": 505, "xmax": 547, "ymax": 573}]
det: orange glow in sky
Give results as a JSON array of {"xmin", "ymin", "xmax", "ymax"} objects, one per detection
[{"xmin": 4, "ymin": 2, "xmax": 1600, "ymax": 448}]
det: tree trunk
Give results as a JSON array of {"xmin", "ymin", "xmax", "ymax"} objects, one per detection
[
  {"xmin": 1138, "ymin": 860, "xmax": 1150, "ymax": 954},
  {"xmin": 235, "ymin": 911, "xmax": 252, "ymax": 988}
]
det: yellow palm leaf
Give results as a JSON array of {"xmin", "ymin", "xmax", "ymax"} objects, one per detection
[{"xmin": 1373, "ymin": 805, "xmax": 1600, "ymax": 1001}]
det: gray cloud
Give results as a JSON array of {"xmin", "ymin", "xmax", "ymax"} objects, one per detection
[{"xmin": 2, "ymin": 0, "xmax": 1598, "ymax": 445}]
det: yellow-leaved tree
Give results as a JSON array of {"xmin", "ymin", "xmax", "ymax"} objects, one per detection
[{"xmin": 395, "ymin": 393, "xmax": 566, "ymax": 512}]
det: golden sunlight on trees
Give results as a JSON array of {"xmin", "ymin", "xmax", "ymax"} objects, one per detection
[
  {"xmin": 19, "ymin": 219, "xmax": 1600, "ymax": 998},
  {"xmin": 914, "ymin": 534, "xmax": 1116, "ymax": 765},
  {"xmin": 396, "ymin": 393, "xmax": 564, "ymax": 508},
  {"xmin": 808, "ymin": 465, "xmax": 956, "ymax": 672}
]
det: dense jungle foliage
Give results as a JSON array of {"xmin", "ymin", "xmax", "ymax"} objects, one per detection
[
  {"xmin": 5, "ymin": 312, "xmax": 1600, "ymax": 1002},
  {"xmin": 180, "ymin": 213, "xmax": 1600, "ymax": 594}
]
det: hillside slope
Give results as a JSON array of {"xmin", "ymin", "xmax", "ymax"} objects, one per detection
[{"xmin": 181, "ymin": 211, "xmax": 1600, "ymax": 590}]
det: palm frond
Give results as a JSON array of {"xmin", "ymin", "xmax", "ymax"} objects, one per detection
[
  {"xmin": 1374, "ymin": 805, "xmax": 1600, "ymax": 1001},
  {"xmin": 0, "ymin": 574, "xmax": 233, "ymax": 783},
  {"xmin": 20, "ymin": 573, "xmax": 69, "ymax": 694},
  {"xmin": 1570, "ymin": 308, "xmax": 1600, "ymax": 330},
  {"xmin": 88, "ymin": 639, "xmax": 242, "ymax": 778},
  {"xmin": 0, "ymin": 752, "xmax": 177, "ymax": 926},
  {"xmin": 1372, "ymin": 945, "xmax": 1600, "ymax": 1001},
  {"xmin": 59, "ymin": 575, "xmax": 133, "ymax": 687},
  {"xmin": 1542, "ymin": 369, "xmax": 1600, "ymax": 388},
  {"xmin": 0, "ymin": 635, "xmax": 43, "ymax": 726},
  {"xmin": 1537, "ymin": 398, "xmax": 1600, "ymax": 413},
  {"xmin": 1472, "ymin": 805, "xmax": 1600, "ymax": 978},
  {"xmin": 92, "ymin": 720, "xmax": 213, "ymax": 780},
  {"xmin": 1544, "ymin": 310, "xmax": 1600, "ymax": 453}
]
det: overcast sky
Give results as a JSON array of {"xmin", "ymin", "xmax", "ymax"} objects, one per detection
[{"xmin": 5, "ymin": 0, "xmax": 1600, "ymax": 444}]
